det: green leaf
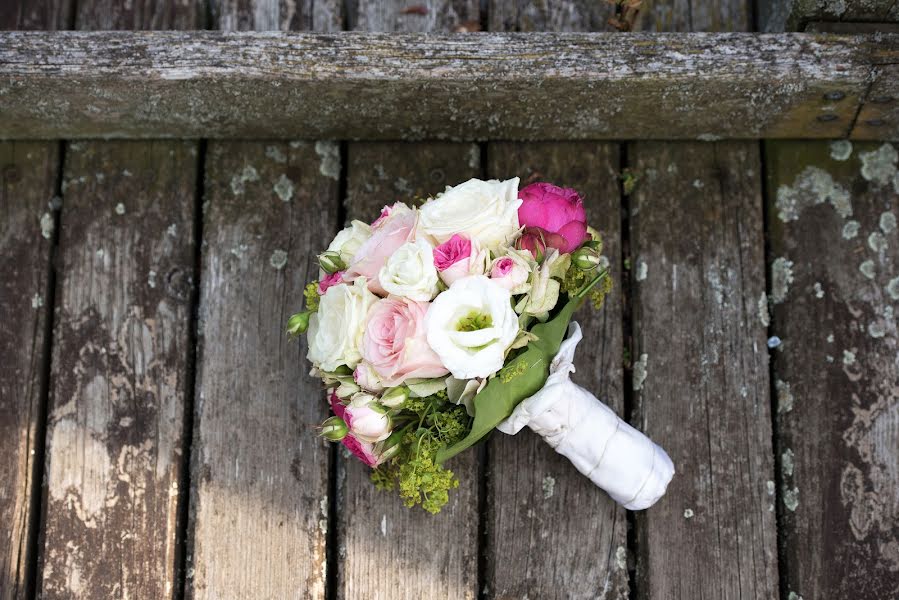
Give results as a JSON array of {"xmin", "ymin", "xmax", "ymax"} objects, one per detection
[{"xmin": 434, "ymin": 269, "xmax": 608, "ymax": 465}]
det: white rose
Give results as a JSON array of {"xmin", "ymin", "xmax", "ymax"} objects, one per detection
[
  {"xmin": 425, "ymin": 275, "xmax": 520, "ymax": 379},
  {"xmin": 307, "ymin": 278, "xmax": 378, "ymax": 372},
  {"xmin": 378, "ymin": 239, "xmax": 440, "ymax": 301},
  {"xmin": 327, "ymin": 220, "xmax": 371, "ymax": 265},
  {"xmin": 419, "ymin": 178, "xmax": 522, "ymax": 252}
]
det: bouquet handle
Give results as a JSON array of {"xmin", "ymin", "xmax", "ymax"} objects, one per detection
[{"xmin": 497, "ymin": 322, "xmax": 674, "ymax": 510}]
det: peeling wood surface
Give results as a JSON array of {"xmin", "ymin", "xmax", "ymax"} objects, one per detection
[
  {"xmin": 766, "ymin": 140, "xmax": 899, "ymax": 599},
  {"xmin": 338, "ymin": 143, "xmax": 481, "ymax": 600},
  {"xmin": 1, "ymin": 32, "xmax": 898, "ymax": 140},
  {"xmin": 0, "ymin": 143, "xmax": 56, "ymax": 600},
  {"xmin": 39, "ymin": 141, "xmax": 196, "ymax": 599},
  {"xmin": 486, "ymin": 142, "xmax": 629, "ymax": 600},
  {"xmin": 186, "ymin": 141, "xmax": 337, "ymax": 599},
  {"xmin": 629, "ymin": 142, "xmax": 780, "ymax": 599}
]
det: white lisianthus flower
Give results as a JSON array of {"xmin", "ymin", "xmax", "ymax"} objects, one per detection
[
  {"xmin": 307, "ymin": 278, "xmax": 378, "ymax": 372},
  {"xmin": 327, "ymin": 220, "xmax": 371, "ymax": 265},
  {"xmin": 379, "ymin": 239, "xmax": 440, "ymax": 301},
  {"xmin": 419, "ymin": 178, "xmax": 522, "ymax": 252},
  {"xmin": 425, "ymin": 275, "xmax": 520, "ymax": 379}
]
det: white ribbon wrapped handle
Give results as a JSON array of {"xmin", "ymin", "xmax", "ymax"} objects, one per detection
[{"xmin": 497, "ymin": 322, "xmax": 674, "ymax": 510}]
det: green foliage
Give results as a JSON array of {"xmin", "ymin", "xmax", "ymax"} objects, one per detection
[
  {"xmin": 304, "ymin": 281, "xmax": 320, "ymax": 312},
  {"xmin": 370, "ymin": 391, "xmax": 469, "ymax": 514},
  {"xmin": 620, "ymin": 168, "xmax": 640, "ymax": 195}
]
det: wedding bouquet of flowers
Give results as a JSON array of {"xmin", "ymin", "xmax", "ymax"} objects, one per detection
[{"xmin": 289, "ymin": 178, "xmax": 673, "ymax": 513}]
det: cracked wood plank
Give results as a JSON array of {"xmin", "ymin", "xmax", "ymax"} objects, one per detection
[
  {"xmin": 485, "ymin": 142, "xmax": 629, "ymax": 600},
  {"xmin": 0, "ymin": 0, "xmax": 72, "ymax": 29},
  {"xmin": 1, "ymin": 31, "xmax": 897, "ymax": 140},
  {"xmin": 629, "ymin": 142, "xmax": 779, "ymax": 599},
  {"xmin": 0, "ymin": 143, "xmax": 57, "ymax": 600},
  {"xmin": 186, "ymin": 141, "xmax": 338, "ymax": 599},
  {"xmin": 338, "ymin": 147, "xmax": 481, "ymax": 600},
  {"xmin": 39, "ymin": 141, "xmax": 197, "ymax": 599},
  {"xmin": 766, "ymin": 140, "xmax": 899, "ymax": 599}
]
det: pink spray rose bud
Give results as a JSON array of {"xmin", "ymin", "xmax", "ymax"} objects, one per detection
[
  {"xmin": 318, "ymin": 271, "xmax": 345, "ymax": 295},
  {"xmin": 344, "ymin": 393, "xmax": 392, "ymax": 443},
  {"xmin": 489, "ymin": 256, "xmax": 530, "ymax": 292},
  {"xmin": 517, "ymin": 183, "xmax": 589, "ymax": 255},
  {"xmin": 354, "ymin": 361, "xmax": 385, "ymax": 393},
  {"xmin": 433, "ymin": 234, "xmax": 485, "ymax": 286},
  {"xmin": 343, "ymin": 202, "xmax": 417, "ymax": 296},
  {"xmin": 362, "ymin": 296, "xmax": 449, "ymax": 387},
  {"xmin": 329, "ymin": 390, "xmax": 383, "ymax": 466}
]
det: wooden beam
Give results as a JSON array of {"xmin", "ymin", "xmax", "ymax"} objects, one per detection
[
  {"xmin": 760, "ymin": 0, "xmax": 899, "ymax": 32},
  {"xmin": 0, "ymin": 31, "xmax": 897, "ymax": 140}
]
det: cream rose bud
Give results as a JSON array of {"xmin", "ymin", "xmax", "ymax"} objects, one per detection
[
  {"xmin": 327, "ymin": 220, "xmax": 371, "ymax": 265},
  {"xmin": 419, "ymin": 178, "xmax": 522, "ymax": 252},
  {"xmin": 489, "ymin": 252, "xmax": 531, "ymax": 294},
  {"xmin": 344, "ymin": 393, "xmax": 392, "ymax": 443},
  {"xmin": 378, "ymin": 239, "xmax": 440, "ymax": 301},
  {"xmin": 425, "ymin": 275, "xmax": 520, "ymax": 380},
  {"xmin": 306, "ymin": 278, "xmax": 378, "ymax": 372}
]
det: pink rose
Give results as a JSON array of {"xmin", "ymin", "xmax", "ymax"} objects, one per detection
[
  {"xmin": 329, "ymin": 391, "xmax": 382, "ymax": 467},
  {"xmin": 489, "ymin": 256, "xmax": 529, "ymax": 291},
  {"xmin": 353, "ymin": 362, "xmax": 384, "ymax": 393},
  {"xmin": 344, "ymin": 202, "xmax": 417, "ymax": 295},
  {"xmin": 362, "ymin": 296, "xmax": 448, "ymax": 387},
  {"xmin": 318, "ymin": 271, "xmax": 344, "ymax": 294},
  {"xmin": 517, "ymin": 183, "xmax": 588, "ymax": 255},
  {"xmin": 343, "ymin": 394, "xmax": 391, "ymax": 443},
  {"xmin": 433, "ymin": 234, "xmax": 484, "ymax": 286}
]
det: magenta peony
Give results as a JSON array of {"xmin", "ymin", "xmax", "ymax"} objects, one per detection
[{"xmin": 517, "ymin": 182, "xmax": 589, "ymax": 255}]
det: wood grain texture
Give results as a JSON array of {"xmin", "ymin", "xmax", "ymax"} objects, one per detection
[
  {"xmin": 212, "ymin": 0, "xmax": 342, "ymax": 32},
  {"xmin": 347, "ymin": 0, "xmax": 479, "ymax": 32},
  {"xmin": 852, "ymin": 64, "xmax": 899, "ymax": 141},
  {"xmin": 760, "ymin": 0, "xmax": 899, "ymax": 32},
  {"xmin": 628, "ymin": 142, "xmax": 779, "ymax": 600},
  {"xmin": 766, "ymin": 141, "xmax": 899, "ymax": 599},
  {"xmin": 0, "ymin": 143, "xmax": 56, "ymax": 600},
  {"xmin": 39, "ymin": 141, "xmax": 196, "ymax": 599},
  {"xmin": 338, "ymin": 142, "xmax": 481, "ymax": 600},
  {"xmin": 1, "ymin": 31, "xmax": 896, "ymax": 141},
  {"xmin": 489, "ymin": 0, "xmax": 614, "ymax": 31},
  {"xmin": 0, "ymin": 0, "xmax": 72, "ymax": 29},
  {"xmin": 484, "ymin": 143, "xmax": 628, "ymax": 600},
  {"xmin": 637, "ymin": 0, "xmax": 751, "ymax": 32},
  {"xmin": 185, "ymin": 142, "xmax": 337, "ymax": 600},
  {"xmin": 75, "ymin": 0, "xmax": 203, "ymax": 30}
]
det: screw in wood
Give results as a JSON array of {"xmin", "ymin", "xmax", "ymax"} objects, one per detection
[
  {"xmin": 864, "ymin": 119, "xmax": 885, "ymax": 127},
  {"xmin": 816, "ymin": 114, "xmax": 839, "ymax": 122},
  {"xmin": 870, "ymin": 96, "xmax": 894, "ymax": 104},
  {"xmin": 823, "ymin": 91, "xmax": 846, "ymax": 101}
]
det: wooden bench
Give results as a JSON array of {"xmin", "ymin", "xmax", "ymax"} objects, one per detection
[{"xmin": 1, "ymin": 0, "xmax": 897, "ymax": 599}]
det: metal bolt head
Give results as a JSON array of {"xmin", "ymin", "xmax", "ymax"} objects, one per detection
[
  {"xmin": 824, "ymin": 91, "xmax": 846, "ymax": 101},
  {"xmin": 817, "ymin": 114, "xmax": 839, "ymax": 122},
  {"xmin": 864, "ymin": 119, "xmax": 885, "ymax": 127},
  {"xmin": 871, "ymin": 96, "xmax": 894, "ymax": 104}
]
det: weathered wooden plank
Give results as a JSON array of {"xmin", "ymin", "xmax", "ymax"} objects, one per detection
[
  {"xmin": 38, "ymin": 141, "xmax": 195, "ymax": 599},
  {"xmin": 760, "ymin": 0, "xmax": 899, "ymax": 32},
  {"xmin": 0, "ymin": 143, "xmax": 56, "ymax": 600},
  {"xmin": 1, "ymin": 32, "xmax": 896, "ymax": 141},
  {"xmin": 185, "ymin": 142, "xmax": 337, "ymax": 599},
  {"xmin": 638, "ymin": 0, "xmax": 750, "ymax": 31},
  {"xmin": 347, "ymin": 0, "xmax": 478, "ymax": 32},
  {"xmin": 338, "ymin": 143, "xmax": 481, "ymax": 600},
  {"xmin": 211, "ymin": 0, "xmax": 342, "ymax": 32},
  {"xmin": 74, "ymin": 0, "xmax": 203, "ymax": 30},
  {"xmin": 628, "ymin": 142, "xmax": 779, "ymax": 599},
  {"xmin": 852, "ymin": 64, "xmax": 899, "ymax": 141},
  {"xmin": 766, "ymin": 140, "xmax": 899, "ymax": 599},
  {"xmin": 0, "ymin": 0, "xmax": 72, "ymax": 29},
  {"xmin": 489, "ymin": 0, "xmax": 613, "ymax": 32},
  {"xmin": 484, "ymin": 142, "xmax": 629, "ymax": 599}
]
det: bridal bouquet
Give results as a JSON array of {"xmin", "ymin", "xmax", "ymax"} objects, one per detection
[{"xmin": 289, "ymin": 178, "xmax": 673, "ymax": 513}]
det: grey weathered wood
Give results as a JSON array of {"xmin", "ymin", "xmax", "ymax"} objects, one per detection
[
  {"xmin": 766, "ymin": 141, "xmax": 899, "ymax": 599},
  {"xmin": 186, "ymin": 142, "xmax": 337, "ymax": 599},
  {"xmin": 489, "ymin": 0, "xmax": 614, "ymax": 32},
  {"xmin": 638, "ymin": 0, "xmax": 750, "ymax": 31},
  {"xmin": 75, "ymin": 0, "xmax": 203, "ymax": 30},
  {"xmin": 0, "ymin": 143, "xmax": 56, "ymax": 600},
  {"xmin": 347, "ymin": 0, "xmax": 479, "ymax": 32},
  {"xmin": 852, "ymin": 64, "xmax": 899, "ymax": 141},
  {"xmin": 39, "ymin": 141, "xmax": 196, "ymax": 598},
  {"xmin": 760, "ymin": 0, "xmax": 899, "ymax": 32},
  {"xmin": 1, "ymin": 31, "xmax": 897, "ymax": 141},
  {"xmin": 0, "ymin": 0, "xmax": 72, "ymax": 29},
  {"xmin": 629, "ymin": 142, "xmax": 779, "ymax": 599},
  {"xmin": 485, "ymin": 142, "xmax": 629, "ymax": 600},
  {"xmin": 338, "ymin": 143, "xmax": 481, "ymax": 600},
  {"xmin": 211, "ymin": 0, "xmax": 342, "ymax": 32}
]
